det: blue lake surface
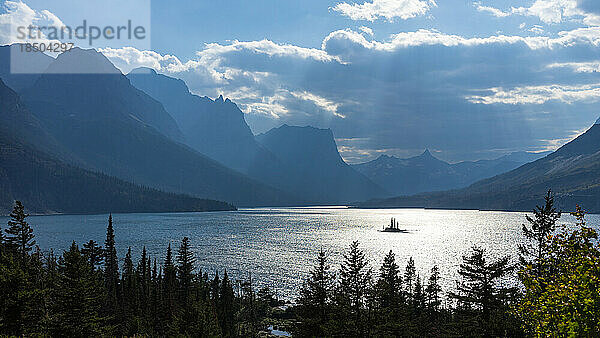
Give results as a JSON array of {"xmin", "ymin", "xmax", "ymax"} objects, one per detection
[{"xmin": 2, "ymin": 207, "xmax": 598, "ymax": 299}]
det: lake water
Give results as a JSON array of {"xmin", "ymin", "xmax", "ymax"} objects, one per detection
[{"xmin": 2, "ymin": 207, "xmax": 598, "ymax": 299}]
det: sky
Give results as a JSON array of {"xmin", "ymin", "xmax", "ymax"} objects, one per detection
[{"xmin": 2, "ymin": 0, "xmax": 600, "ymax": 163}]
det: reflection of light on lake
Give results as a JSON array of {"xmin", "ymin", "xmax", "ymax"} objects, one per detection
[{"xmin": 7, "ymin": 207, "xmax": 598, "ymax": 300}]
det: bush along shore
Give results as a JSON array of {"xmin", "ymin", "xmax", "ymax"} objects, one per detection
[{"xmin": 1, "ymin": 190, "xmax": 599, "ymax": 337}]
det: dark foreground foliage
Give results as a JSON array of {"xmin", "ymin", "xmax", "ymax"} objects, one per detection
[
  {"xmin": 1, "ymin": 191, "xmax": 599, "ymax": 337},
  {"xmin": 0, "ymin": 202, "xmax": 289, "ymax": 337}
]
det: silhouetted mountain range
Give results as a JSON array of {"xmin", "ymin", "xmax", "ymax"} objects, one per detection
[
  {"xmin": 353, "ymin": 149, "xmax": 549, "ymax": 195},
  {"xmin": 0, "ymin": 78, "xmax": 234, "ymax": 214},
  {"xmin": 357, "ymin": 119, "xmax": 600, "ymax": 212},
  {"xmin": 128, "ymin": 68, "xmax": 385, "ymax": 204},
  {"xmin": 4, "ymin": 47, "xmax": 296, "ymax": 207},
  {"xmin": 24, "ymin": 48, "xmax": 183, "ymax": 142},
  {"xmin": 127, "ymin": 68, "xmax": 280, "ymax": 175}
]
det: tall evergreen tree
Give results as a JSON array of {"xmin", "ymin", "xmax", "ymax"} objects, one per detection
[
  {"xmin": 53, "ymin": 242, "xmax": 103, "ymax": 336},
  {"xmin": 136, "ymin": 246, "xmax": 151, "ymax": 322},
  {"xmin": 218, "ymin": 270, "xmax": 235, "ymax": 337},
  {"xmin": 162, "ymin": 243, "xmax": 177, "ymax": 331},
  {"xmin": 297, "ymin": 249, "xmax": 334, "ymax": 337},
  {"xmin": 0, "ymin": 239, "xmax": 30, "ymax": 335},
  {"xmin": 450, "ymin": 245, "xmax": 517, "ymax": 336},
  {"xmin": 425, "ymin": 265, "xmax": 442, "ymax": 311},
  {"xmin": 372, "ymin": 250, "xmax": 406, "ymax": 336},
  {"xmin": 239, "ymin": 276, "xmax": 258, "ymax": 336},
  {"xmin": 149, "ymin": 258, "xmax": 160, "ymax": 332},
  {"xmin": 103, "ymin": 214, "xmax": 119, "ymax": 315},
  {"xmin": 519, "ymin": 189, "xmax": 561, "ymax": 279},
  {"xmin": 336, "ymin": 241, "xmax": 372, "ymax": 336},
  {"xmin": 210, "ymin": 271, "xmax": 220, "ymax": 302},
  {"xmin": 176, "ymin": 237, "xmax": 196, "ymax": 304},
  {"xmin": 5, "ymin": 200, "xmax": 35, "ymax": 265},
  {"xmin": 376, "ymin": 250, "xmax": 401, "ymax": 309},
  {"xmin": 413, "ymin": 275, "xmax": 426, "ymax": 313},
  {"xmin": 81, "ymin": 240, "xmax": 104, "ymax": 271},
  {"xmin": 121, "ymin": 246, "xmax": 137, "ymax": 331},
  {"xmin": 404, "ymin": 257, "xmax": 416, "ymax": 303}
]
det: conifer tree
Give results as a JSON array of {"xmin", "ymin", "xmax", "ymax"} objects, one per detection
[
  {"xmin": 413, "ymin": 275, "xmax": 426, "ymax": 313},
  {"xmin": 450, "ymin": 245, "xmax": 516, "ymax": 336},
  {"xmin": 239, "ymin": 276, "xmax": 258, "ymax": 336},
  {"xmin": 121, "ymin": 246, "xmax": 137, "ymax": 329},
  {"xmin": 376, "ymin": 250, "xmax": 401, "ymax": 309},
  {"xmin": 297, "ymin": 249, "xmax": 334, "ymax": 336},
  {"xmin": 54, "ymin": 242, "xmax": 102, "ymax": 336},
  {"xmin": 404, "ymin": 257, "xmax": 416, "ymax": 303},
  {"xmin": 336, "ymin": 241, "xmax": 372, "ymax": 336},
  {"xmin": 176, "ymin": 237, "xmax": 195, "ymax": 304},
  {"xmin": 0, "ymin": 240, "xmax": 29, "ymax": 335},
  {"xmin": 218, "ymin": 270, "xmax": 235, "ymax": 337},
  {"xmin": 425, "ymin": 265, "xmax": 442, "ymax": 311},
  {"xmin": 162, "ymin": 243, "xmax": 177, "ymax": 328},
  {"xmin": 81, "ymin": 240, "xmax": 104, "ymax": 271},
  {"xmin": 136, "ymin": 246, "xmax": 151, "ymax": 320},
  {"xmin": 210, "ymin": 271, "xmax": 221, "ymax": 301},
  {"xmin": 149, "ymin": 258, "xmax": 160, "ymax": 332},
  {"xmin": 519, "ymin": 189, "xmax": 561, "ymax": 280},
  {"xmin": 103, "ymin": 214, "xmax": 119, "ymax": 313},
  {"xmin": 5, "ymin": 200, "xmax": 35, "ymax": 265}
]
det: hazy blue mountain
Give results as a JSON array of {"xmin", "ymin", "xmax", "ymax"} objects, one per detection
[
  {"xmin": 256, "ymin": 125, "xmax": 388, "ymax": 203},
  {"xmin": 18, "ymin": 48, "xmax": 296, "ymax": 207},
  {"xmin": 357, "ymin": 119, "xmax": 600, "ymax": 212},
  {"xmin": 0, "ymin": 136, "xmax": 236, "ymax": 215},
  {"xmin": 128, "ymin": 68, "xmax": 385, "ymax": 204},
  {"xmin": 0, "ymin": 78, "xmax": 234, "ymax": 214},
  {"xmin": 0, "ymin": 44, "xmax": 54, "ymax": 92},
  {"xmin": 23, "ymin": 48, "xmax": 184, "ymax": 142},
  {"xmin": 0, "ymin": 75, "xmax": 75, "ymax": 163},
  {"xmin": 127, "ymin": 67, "xmax": 281, "ymax": 175},
  {"xmin": 353, "ymin": 149, "xmax": 549, "ymax": 195}
]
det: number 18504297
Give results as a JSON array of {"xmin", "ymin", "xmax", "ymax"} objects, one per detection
[{"xmin": 19, "ymin": 42, "xmax": 75, "ymax": 53}]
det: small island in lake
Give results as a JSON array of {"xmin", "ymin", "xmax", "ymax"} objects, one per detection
[{"xmin": 381, "ymin": 217, "xmax": 408, "ymax": 233}]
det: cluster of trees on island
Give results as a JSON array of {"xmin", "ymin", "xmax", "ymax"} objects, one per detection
[{"xmin": 1, "ymin": 191, "xmax": 599, "ymax": 337}]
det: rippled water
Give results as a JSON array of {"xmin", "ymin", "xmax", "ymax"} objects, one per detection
[{"xmin": 3, "ymin": 207, "xmax": 599, "ymax": 299}]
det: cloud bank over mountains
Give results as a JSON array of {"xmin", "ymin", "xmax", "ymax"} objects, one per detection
[{"xmin": 2, "ymin": 0, "xmax": 600, "ymax": 162}]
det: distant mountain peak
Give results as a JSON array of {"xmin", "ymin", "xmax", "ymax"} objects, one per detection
[
  {"xmin": 216, "ymin": 94, "xmax": 224, "ymax": 102},
  {"xmin": 46, "ymin": 47, "xmax": 121, "ymax": 74},
  {"xmin": 420, "ymin": 148, "xmax": 435, "ymax": 158},
  {"xmin": 376, "ymin": 154, "xmax": 397, "ymax": 162}
]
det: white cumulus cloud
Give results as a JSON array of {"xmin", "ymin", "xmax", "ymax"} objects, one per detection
[
  {"xmin": 0, "ymin": 1, "xmax": 61, "ymax": 45},
  {"xmin": 332, "ymin": 0, "xmax": 437, "ymax": 22},
  {"xmin": 474, "ymin": 0, "xmax": 600, "ymax": 26},
  {"xmin": 99, "ymin": 47, "xmax": 200, "ymax": 74},
  {"xmin": 474, "ymin": 2, "xmax": 510, "ymax": 17}
]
